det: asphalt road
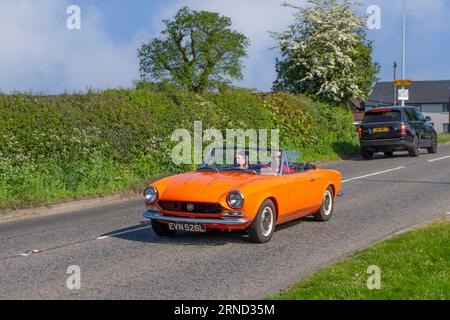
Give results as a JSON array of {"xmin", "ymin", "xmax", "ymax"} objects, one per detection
[{"xmin": 1, "ymin": 145, "xmax": 449, "ymax": 299}]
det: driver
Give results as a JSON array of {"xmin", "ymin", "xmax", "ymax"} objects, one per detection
[{"xmin": 235, "ymin": 150, "xmax": 249, "ymax": 170}]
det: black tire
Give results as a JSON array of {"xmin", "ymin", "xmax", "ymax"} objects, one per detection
[
  {"xmin": 427, "ymin": 134, "xmax": 438, "ymax": 154},
  {"xmin": 248, "ymin": 199, "xmax": 276, "ymax": 243},
  {"xmin": 409, "ymin": 136, "xmax": 420, "ymax": 157},
  {"xmin": 313, "ymin": 187, "xmax": 334, "ymax": 222},
  {"xmin": 151, "ymin": 220, "xmax": 176, "ymax": 237},
  {"xmin": 361, "ymin": 148, "xmax": 374, "ymax": 160},
  {"xmin": 384, "ymin": 151, "xmax": 394, "ymax": 158}
]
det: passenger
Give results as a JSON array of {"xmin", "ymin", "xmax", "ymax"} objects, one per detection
[{"xmin": 270, "ymin": 150, "xmax": 289, "ymax": 173}]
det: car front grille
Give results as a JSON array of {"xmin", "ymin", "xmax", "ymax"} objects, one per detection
[{"xmin": 158, "ymin": 201, "xmax": 223, "ymax": 214}]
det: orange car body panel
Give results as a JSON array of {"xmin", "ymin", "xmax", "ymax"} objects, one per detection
[{"xmin": 145, "ymin": 169, "xmax": 342, "ymax": 230}]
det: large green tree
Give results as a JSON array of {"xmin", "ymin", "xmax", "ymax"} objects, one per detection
[
  {"xmin": 138, "ymin": 7, "xmax": 250, "ymax": 93},
  {"xmin": 273, "ymin": 0, "xmax": 379, "ymax": 102}
]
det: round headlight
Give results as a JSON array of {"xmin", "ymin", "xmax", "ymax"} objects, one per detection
[
  {"xmin": 143, "ymin": 186, "xmax": 158, "ymax": 203},
  {"xmin": 227, "ymin": 191, "xmax": 244, "ymax": 209}
]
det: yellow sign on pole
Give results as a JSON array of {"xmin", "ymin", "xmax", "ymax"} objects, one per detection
[{"xmin": 394, "ymin": 80, "xmax": 412, "ymax": 86}]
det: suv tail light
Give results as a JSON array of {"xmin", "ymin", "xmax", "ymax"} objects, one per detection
[
  {"xmin": 401, "ymin": 123, "xmax": 407, "ymax": 136},
  {"xmin": 358, "ymin": 127, "xmax": 362, "ymax": 138}
]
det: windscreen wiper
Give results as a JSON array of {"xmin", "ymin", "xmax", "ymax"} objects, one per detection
[
  {"xmin": 221, "ymin": 168, "xmax": 257, "ymax": 174},
  {"xmin": 196, "ymin": 165, "xmax": 219, "ymax": 172}
]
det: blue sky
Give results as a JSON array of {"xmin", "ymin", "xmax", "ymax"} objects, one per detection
[{"xmin": 1, "ymin": 0, "xmax": 449, "ymax": 94}]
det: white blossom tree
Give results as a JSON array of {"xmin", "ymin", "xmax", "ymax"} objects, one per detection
[{"xmin": 273, "ymin": 0, "xmax": 379, "ymax": 102}]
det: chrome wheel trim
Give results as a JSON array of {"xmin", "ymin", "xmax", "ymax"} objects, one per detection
[
  {"xmin": 261, "ymin": 206, "xmax": 274, "ymax": 237},
  {"xmin": 323, "ymin": 190, "xmax": 333, "ymax": 216}
]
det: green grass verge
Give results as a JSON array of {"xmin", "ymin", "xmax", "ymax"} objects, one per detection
[
  {"xmin": 438, "ymin": 134, "xmax": 450, "ymax": 144},
  {"xmin": 268, "ymin": 220, "xmax": 450, "ymax": 300}
]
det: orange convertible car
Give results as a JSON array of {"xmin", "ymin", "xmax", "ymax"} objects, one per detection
[{"xmin": 143, "ymin": 147, "xmax": 342, "ymax": 243}]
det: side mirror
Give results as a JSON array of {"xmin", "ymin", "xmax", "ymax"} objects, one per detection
[{"xmin": 425, "ymin": 116, "xmax": 431, "ymax": 122}]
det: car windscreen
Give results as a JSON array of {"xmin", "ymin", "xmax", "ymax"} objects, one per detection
[
  {"xmin": 198, "ymin": 147, "xmax": 282, "ymax": 175},
  {"xmin": 363, "ymin": 110, "xmax": 401, "ymax": 124}
]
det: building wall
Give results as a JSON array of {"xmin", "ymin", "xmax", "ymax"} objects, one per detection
[{"xmin": 420, "ymin": 104, "xmax": 450, "ymax": 134}]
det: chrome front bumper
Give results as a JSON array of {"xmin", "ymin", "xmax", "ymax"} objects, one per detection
[{"xmin": 143, "ymin": 211, "xmax": 251, "ymax": 225}]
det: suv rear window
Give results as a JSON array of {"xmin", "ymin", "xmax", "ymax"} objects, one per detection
[{"xmin": 363, "ymin": 110, "xmax": 401, "ymax": 123}]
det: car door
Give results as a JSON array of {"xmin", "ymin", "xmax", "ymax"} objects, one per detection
[
  {"xmin": 415, "ymin": 109, "xmax": 434, "ymax": 143},
  {"xmin": 284, "ymin": 167, "xmax": 323, "ymax": 217},
  {"xmin": 406, "ymin": 108, "xmax": 428, "ymax": 147}
]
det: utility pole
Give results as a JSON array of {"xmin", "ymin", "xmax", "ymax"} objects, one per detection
[
  {"xmin": 393, "ymin": 62, "xmax": 397, "ymax": 106},
  {"xmin": 401, "ymin": 0, "xmax": 406, "ymax": 106}
]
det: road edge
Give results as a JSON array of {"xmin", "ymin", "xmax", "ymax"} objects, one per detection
[{"xmin": 0, "ymin": 192, "xmax": 141, "ymax": 223}]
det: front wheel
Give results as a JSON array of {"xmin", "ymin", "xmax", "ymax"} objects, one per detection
[
  {"xmin": 427, "ymin": 134, "xmax": 437, "ymax": 154},
  {"xmin": 248, "ymin": 199, "xmax": 276, "ymax": 243},
  {"xmin": 151, "ymin": 220, "xmax": 176, "ymax": 237},
  {"xmin": 313, "ymin": 187, "xmax": 334, "ymax": 222}
]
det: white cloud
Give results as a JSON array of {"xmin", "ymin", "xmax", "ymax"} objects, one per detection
[{"xmin": 0, "ymin": 0, "xmax": 144, "ymax": 94}]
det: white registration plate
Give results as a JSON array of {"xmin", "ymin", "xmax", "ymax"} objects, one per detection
[{"xmin": 168, "ymin": 222, "xmax": 207, "ymax": 233}]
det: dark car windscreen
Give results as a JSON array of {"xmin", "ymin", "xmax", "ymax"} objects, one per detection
[{"xmin": 363, "ymin": 110, "xmax": 401, "ymax": 124}]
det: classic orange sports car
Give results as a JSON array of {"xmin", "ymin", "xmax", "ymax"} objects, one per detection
[{"xmin": 143, "ymin": 147, "xmax": 342, "ymax": 243}]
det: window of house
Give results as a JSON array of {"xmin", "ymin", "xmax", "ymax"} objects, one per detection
[
  {"xmin": 444, "ymin": 124, "xmax": 450, "ymax": 133},
  {"xmin": 443, "ymin": 104, "xmax": 450, "ymax": 112}
]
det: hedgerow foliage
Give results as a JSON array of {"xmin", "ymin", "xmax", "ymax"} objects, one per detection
[{"xmin": 0, "ymin": 88, "xmax": 358, "ymax": 209}]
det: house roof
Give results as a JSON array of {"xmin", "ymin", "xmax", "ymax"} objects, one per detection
[{"xmin": 368, "ymin": 80, "xmax": 450, "ymax": 105}]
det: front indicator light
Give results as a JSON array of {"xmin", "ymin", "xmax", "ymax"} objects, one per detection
[
  {"xmin": 223, "ymin": 211, "xmax": 244, "ymax": 217},
  {"xmin": 146, "ymin": 205, "xmax": 160, "ymax": 212}
]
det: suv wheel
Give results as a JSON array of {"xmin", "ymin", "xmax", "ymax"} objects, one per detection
[
  {"xmin": 361, "ymin": 148, "xmax": 374, "ymax": 160},
  {"xmin": 409, "ymin": 136, "xmax": 420, "ymax": 157},
  {"xmin": 427, "ymin": 134, "xmax": 438, "ymax": 154}
]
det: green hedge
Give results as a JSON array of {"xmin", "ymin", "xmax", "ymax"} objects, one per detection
[{"xmin": 0, "ymin": 88, "xmax": 358, "ymax": 210}]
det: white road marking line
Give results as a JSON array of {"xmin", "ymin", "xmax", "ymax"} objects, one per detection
[
  {"xmin": 18, "ymin": 249, "xmax": 42, "ymax": 258},
  {"xmin": 97, "ymin": 225, "xmax": 152, "ymax": 240},
  {"xmin": 342, "ymin": 166, "xmax": 406, "ymax": 183},
  {"xmin": 428, "ymin": 155, "xmax": 450, "ymax": 162},
  {"xmin": 444, "ymin": 212, "xmax": 450, "ymax": 215}
]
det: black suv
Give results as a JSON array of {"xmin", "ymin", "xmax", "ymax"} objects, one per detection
[{"xmin": 358, "ymin": 106, "xmax": 437, "ymax": 159}]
